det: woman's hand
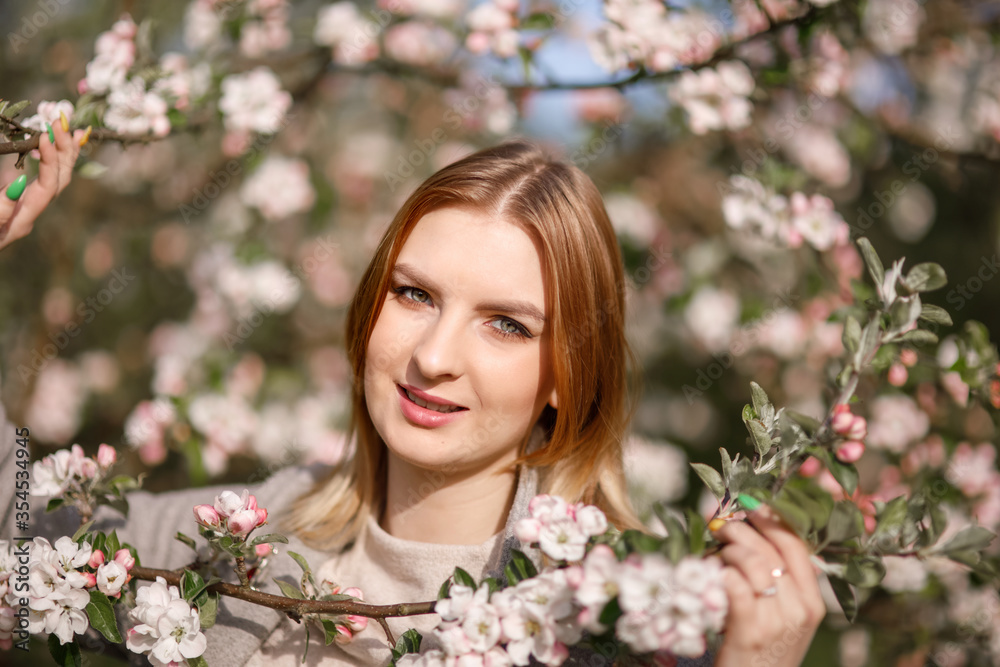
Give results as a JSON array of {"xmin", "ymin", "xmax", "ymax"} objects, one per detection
[
  {"xmin": 0, "ymin": 117, "xmax": 88, "ymax": 252},
  {"xmin": 711, "ymin": 506, "xmax": 826, "ymax": 667}
]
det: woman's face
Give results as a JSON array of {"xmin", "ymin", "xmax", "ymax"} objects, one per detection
[{"xmin": 364, "ymin": 206, "xmax": 557, "ymax": 477}]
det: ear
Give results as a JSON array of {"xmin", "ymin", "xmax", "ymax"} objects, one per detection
[{"xmin": 547, "ymin": 386, "xmax": 558, "ymax": 410}]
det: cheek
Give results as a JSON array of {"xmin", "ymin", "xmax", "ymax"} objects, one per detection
[{"xmin": 365, "ymin": 307, "xmax": 415, "ymax": 377}]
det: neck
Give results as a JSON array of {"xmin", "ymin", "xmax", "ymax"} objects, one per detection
[{"xmin": 380, "ymin": 453, "xmax": 518, "ymax": 544}]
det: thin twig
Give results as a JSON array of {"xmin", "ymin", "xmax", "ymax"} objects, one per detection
[
  {"xmin": 378, "ymin": 617, "xmax": 396, "ymax": 647},
  {"xmin": 130, "ymin": 566, "xmax": 437, "ymax": 620}
]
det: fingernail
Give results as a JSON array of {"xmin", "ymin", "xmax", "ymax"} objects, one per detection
[
  {"xmin": 45, "ymin": 122, "xmax": 54, "ymax": 144},
  {"xmin": 5, "ymin": 175, "xmax": 27, "ymax": 201},
  {"xmin": 59, "ymin": 111, "xmax": 70, "ymax": 133},
  {"xmin": 737, "ymin": 493, "xmax": 761, "ymax": 511},
  {"xmin": 708, "ymin": 518, "xmax": 727, "ymax": 532},
  {"xmin": 79, "ymin": 126, "xmax": 93, "ymax": 147}
]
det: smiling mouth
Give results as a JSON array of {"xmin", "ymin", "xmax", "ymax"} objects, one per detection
[{"xmin": 399, "ymin": 385, "xmax": 468, "ymax": 414}]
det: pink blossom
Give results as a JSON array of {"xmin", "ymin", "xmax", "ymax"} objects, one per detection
[
  {"xmin": 799, "ymin": 456, "xmax": 822, "ymax": 477},
  {"xmin": 97, "ymin": 443, "xmax": 117, "ymax": 468},
  {"xmin": 227, "ymin": 509, "xmax": 260, "ymax": 538},
  {"xmin": 888, "ymin": 363, "xmax": 908, "ymax": 386},
  {"xmin": 193, "ymin": 504, "xmax": 221, "ymax": 529},
  {"xmin": 835, "ymin": 440, "xmax": 866, "ymax": 464},
  {"xmin": 254, "ymin": 543, "xmax": 273, "ymax": 557},
  {"xmin": 88, "ymin": 550, "xmax": 105, "ymax": 569},
  {"xmin": 900, "ymin": 349, "xmax": 918, "ymax": 366},
  {"xmin": 789, "ymin": 193, "xmax": 849, "ymax": 251},
  {"xmin": 104, "ymin": 78, "xmax": 171, "ymax": 137},
  {"xmin": 114, "ymin": 549, "xmax": 136, "ymax": 571},
  {"xmin": 940, "ymin": 371, "xmax": 970, "ymax": 407},
  {"xmin": 384, "ymin": 21, "xmax": 458, "ymax": 67},
  {"xmin": 219, "ymin": 67, "xmax": 292, "ymax": 134},
  {"xmin": 240, "ymin": 157, "xmax": 316, "ymax": 221},
  {"xmin": 96, "ymin": 561, "xmax": 129, "ymax": 597},
  {"xmin": 669, "ymin": 61, "xmax": 755, "ymax": 135},
  {"xmin": 314, "ymin": 2, "xmax": 381, "ymax": 65}
]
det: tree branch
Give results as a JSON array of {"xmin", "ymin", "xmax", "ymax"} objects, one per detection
[{"xmin": 129, "ymin": 565, "xmax": 437, "ymax": 621}]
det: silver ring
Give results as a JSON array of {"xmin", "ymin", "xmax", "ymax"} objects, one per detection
[
  {"xmin": 771, "ymin": 567, "xmax": 785, "ymax": 578},
  {"xmin": 756, "ymin": 585, "xmax": 778, "ymax": 598}
]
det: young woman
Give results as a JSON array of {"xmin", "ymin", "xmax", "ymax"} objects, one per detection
[{"xmin": 1, "ymin": 129, "xmax": 825, "ymax": 666}]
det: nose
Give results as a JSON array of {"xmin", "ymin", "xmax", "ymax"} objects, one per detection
[{"xmin": 411, "ymin": 309, "xmax": 465, "ymax": 379}]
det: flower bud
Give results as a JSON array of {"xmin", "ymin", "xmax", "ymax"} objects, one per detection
[
  {"xmin": 88, "ymin": 549, "xmax": 106, "ymax": 569},
  {"xmin": 97, "ymin": 443, "xmax": 117, "ymax": 468},
  {"xmin": 799, "ymin": 456, "xmax": 822, "ymax": 477},
  {"xmin": 255, "ymin": 507, "xmax": 268, "ymax": 527},
  {"xmin": 846, "ymin": 416, "xmax": 867, "ymax": 441},
  {"xmin": 82, "ymin": 572, "xmax": 97, "ymax": 588},
  {"xmin": 900, "ymin": 349, "xmax": 918, "ymax": 367},
  {"xmin": 254, "ymin": 543, "xmax": 272, "ymax": 557},
  {"xmin": 114, "ymin": 548, "xmax": 136, "ymax": 571},
  {"xmin": 214, "ymin": 490, "xmax": 244, "ymax": 517},
  {"xmin": 228, "ymin": 509, "xmax": 259, "ymax": 538},
  {"xmin": 888, "ymin": 363, "xmax": 908, "ymax": 386},
  {"xmin": 835, "ymin": 440, "xmax": 865, "ymax": 463},
  {"xmin": 341, "ymin": 587, "xmax": 363, "ymax": 600},
  {"xmin": 333, "ymin": 625, "xmax": 354, "ymax": 645},
  {"xmin": 345, "ymin": 615, "xmax": 368, "ymax": 633},
  {"xmin": 831, "ymin": 405, "xmax": 855, "ymax": 436},
  {"xmin": 193, "ymin": 504, "xmax": 221, "ymax": 529},
  {"xmin": 245, "ymin": 493, "xmax": 258, "ymax": 511}
]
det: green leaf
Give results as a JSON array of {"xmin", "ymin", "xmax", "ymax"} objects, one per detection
[
  {"xmin": 872, "ymin": 496, "xmax": 909, "ymax": 546},
  {"xmin": 934, "ymin": 526, "xmax": 996, "ymax": 555},
  {"xmin": 686, "ymin": 509, "xmax": 706, "ymax": 556},
  {"xmin": 72, "ymin": 521, "xmax": 94, "ymax": 542},
  {"xmin": 453, "ymin": 567, "xmax": 477, "ymax": 589},
  {"xmin": 746, "ymin": 419, "xmax": 773, "ymax": 458},
  {"xmin": 905, "ymin": 262, "xmax": 948, "ymax": 292},
  {"xmin": 825, "ymin": 501, "xmax": 866, "ymax": 544},
  {"xmin": 85, "ymin": 590, "xmax": 122, "ymax": 643},
  {"xmin": 3, "ymin": 100, "xmax": 31, "ymax": 118},
  {"xmin": 826, "ymin": 457, "xmax": 859, "ymax": 497},
  {"xmin": 187, "ymin": 657, "xmax": 210, "ymax": 667},
  {"xmin": 784, "ymin": 409, "xmax": 821, "ymax": 434},
  {"xmin": 47, "ymin": 633, "xmax": 82, "ymax": 667},
  {"xmin": 842, "ymin": 315, "xmax": 861, "ymax": 354},
  {"xmin": 857, "ymin": 319, "xmax": 882, "ymax": 366},
  {"xmin": 919, "ymin": 303, "xmax": 953, "ymax": 327},
  {"xmin": 287, "ymin": 551, "xmax": 312, "ymax": 574},
  {"xmin": 322, "ymin": 619, "xmax": 341, "ymax": 645},
  {"xmin": 437, "ymin": 577, "xmax": 452, "ymax": 600},
  {"xmin": 741, "ymin": 403, "xmax": 754, "ymax": 423},
  {"xmin": 829, "ymin": 578, "xmax": 858, "ymax": 622},
  {"xmin": 719, "ymin": 448, "xmax": 733, "ymax": 483},
  {"xmin": 749, "ymin": 382, "xmax": 770, "ymax": 420},
  {"xmin": 897, "ymin": 329, "xmax": 939, "ymax": 345},
  {"xmin": 198, "ymin": 592, "xmax": 219, "ymax": 629},
  {"xmin": 46, "ymin": 497, "xmax": 66, "ymax": 512},
  {"xmin": 272, "ymin": 578, "xmax": 305, "ymax": 599},
  {"xmin": 175, "ymin": 531, "xmax": 197, "ymax": 551},
  {"xmin": 845, "ymin": 556, "xmax": 885, "ymax": 587},
  {"xmin": 519, "ymin": 12, "xmax": 556, "ymax": 29},
  {"xmin": 769, "ymin": 498, "xmax": 811, "ymax": 538},
  {"xmin": 598, "ymin": 595, "xmax": 623, "ymax": 627},
  {"xmin": 504, "ymin": 549, "xmax": 537, "ymax": 585},
  {"xmin": 181, "ymin": 569, "xmax": 208, "ymax": 602},
  {"xmin": 106, "ymin": 530, "xmax": 120, "ymax": 557},
  {"xmin": 690, "ymin": 462, "xmax": 726, "ymax": 500},
  {"xmin": 250, "ymin": 533, "xmax": 289, "ymax": 547},
  {"xmin": 653, "ymin": 507, "xmax": 687, "ymax": 564},
  {"xmin": 856, "ymin": 238, "xmax": 884, "ymax": 288}
]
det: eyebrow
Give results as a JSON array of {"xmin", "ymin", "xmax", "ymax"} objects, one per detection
[{"xmin": 391, "ymin": 262, "xmax": 548, "ymax": 325}]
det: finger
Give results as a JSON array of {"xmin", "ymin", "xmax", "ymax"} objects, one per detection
[
  {"xmin": 718, "ymin": 542, "xmax": 785, "ymax": 596},
  {"xmin": 51, "ymin": 116, "xmax": 78, "ymax": 194},
  {"xmin": 720, "ymin": 566, "xmax": 765, "ymax": 643},
  {"xmin": 746, "ymin": 508, "xmax": 826, "ymax": 620},
  {"xmin": 713, "ymin": 518, "xmax": 785, "ymax": 572},
  {"xmin": 35, "ymin": 124, "xmax": 59, "ymax": 197}
]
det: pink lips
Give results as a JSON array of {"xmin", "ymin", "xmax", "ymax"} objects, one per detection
[{"xmin": 397, "ymin": 384, "xmax": 468, "ymax": 428}]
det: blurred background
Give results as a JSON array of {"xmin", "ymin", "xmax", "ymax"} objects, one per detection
[{"xmin": 3, "ymin": 0, "xmax": 1000, "ymax": 664}]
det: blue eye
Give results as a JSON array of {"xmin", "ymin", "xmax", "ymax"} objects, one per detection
[{"xmin": 391, "ymin": 285, "xmax": 532, "ymax": 341}]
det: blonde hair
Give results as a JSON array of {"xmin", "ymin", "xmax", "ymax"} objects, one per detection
[{"xmin": 284, "ymin": 138, "xmax": 644, "ymax": 550}]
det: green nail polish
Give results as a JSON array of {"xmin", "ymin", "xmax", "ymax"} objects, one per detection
[
  {"xmin": 737, "ymin": 493, "xmax": 761, "ymax": 511},
  {"xmin": 5, "ymin": 175, "xmax": 27, "ymax": 201},
  {"xmin": 46, "ymin": 122, "xmax": 54, "ymax": 143}
]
